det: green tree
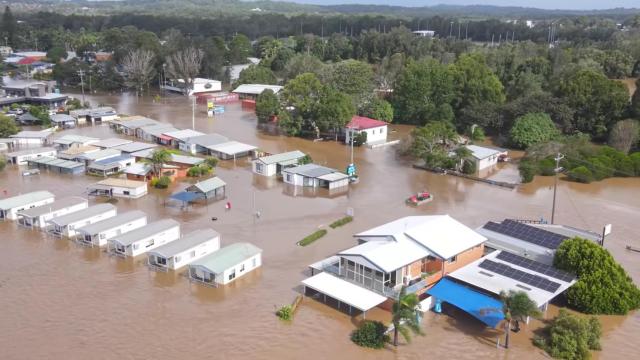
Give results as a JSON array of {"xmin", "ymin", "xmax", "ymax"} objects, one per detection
[
  {"xmin": 235, "ymin": 65, "xmax": 277, "ymax": 87},
  {"xmin": 277, "ymin": 111, "xmax": 302, "ymax": 136},
  {"xmin": 147, "ymin": 149, "xmax": 172, "ymax": 178},
  {"xmin": 350, "ymin": 320, "xmax": 389, "ymax": 349},
  {"xmin": 324, "ymin": 59, "xmax": 374, "ymax": 110},
  {"xmin": 409, "ymin": 121, "xmax": 457, "ymax": 160},
  {"xmin": 281, "ymin": 73, "xmax": 323, "ymax": 122},
  {"xmin": 361, "ymin": 98, "xmax": 393, "ymax": 122},
  {"xmin": 499, "ymin": 290, "xmax": 541, "ymax": 349},
  {"xmin": 271, "ymin": 47, "xmax": 295, "ymax": 72},
  {"xmin": 534, "ymin": 310, "xmax": 602, "ymax": 360},
  {"xmin": 1, "ymin": 6, "xmax": 16, "ymax": 47},
  {"xmin": 200, "ymin": 36, "xmax": 227, "ymax": 80},
  {"xmin": 46, "ymin": 47, "xmax": 68, "ymax": 63},
  {"xmin": 255, "ymin": 89, "xmax": 280, "ymax": 123},
  {"xmin": 452, "ymin": 146, "xmax": 473, "ymax": 172},
  {"xmin": 392, "ymin": 59, "xmax": 455, "ymax": 125},
  {"xmin": 509, "ymin": 113, "xmax": 560, "ymax": 149},
  {"xmin": 314, "ymin": 87, "xmax": 355, "ymax": 133},
  {"xmin": 227, "ymin": 34, "xmax": 252, "ymax": 64},
  {"xmin": 283, "ymin": 53, "xmax": 325, "ymax": 81},
  {"xmin": 391, "ymin": 286, "xmax": 422, "ymax": 346},
  {"xmin": 554, "ymin": 237, "xmax": 640, "ymax": 314},
  {"xmin": 0, "ymin": 114, "xmax": 19, "ymax": 137}
]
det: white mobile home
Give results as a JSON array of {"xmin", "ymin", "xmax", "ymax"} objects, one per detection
[
  {"xmin": 189, "ymin": 242, "xmax": 262, "ymax": 287},
  {"xmin": 47, "ymin": 203, "xmax": 117, "ymax": 238},
  {"xmin": 87, "ymin": 178, "xmax": 148, "ymax": 199},
  {"xmin": 4, "ymin": 147, "xmax": 57, "ymax": 165},
  {"xmin": 252, "ymin": 150, "xmax": 306, "ymax": 177},
  {"xmin": 162, "ymin": 129, "xmax": 205, "ymax": 149},
  {"xmin": 282, "ymin": 164, "xmax": 349, "ymax": 190},
  {"xmin": 53, "ymin": 134, "xmax": 99, "ymax": 150},
  {"xmin": 91, "ymin": 138, "xmax": 133, "ymax": 149},
  {"xmin": 206, "ymin": 141, "xmax": 257, "ymax": 160},
  {"xmin": 108, "ymin": 219, "xmax": 181, "ymax": 257},
  {"xmin": 464, "ymin": 145, "xmax": 508, "ymax": 171},
  {"xmin": 76, "ymin": 210, "xmax": 148, "ymax": 247},
  {"xmin": 17, "ymin": 196, "xmax": 88, "ymax": 228},
  {"xmin": 0, "ymin": 191, "xmax": 55, "ymax": 221},
  {"xmin": 9, "ymin": 129, "xmax": 54, "ymax": 145},
  {"xmin": 148, "ymin": 228, "xmax": 220, "ymax": 271}
]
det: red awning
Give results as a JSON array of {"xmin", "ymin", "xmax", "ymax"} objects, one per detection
[
  {"xmin": 17, "ymin": 57, "xmax": 38, "ymax": 65},
  {"xmin": 158, "ymin": 135, "xmax": 172, "ymax": 141}
]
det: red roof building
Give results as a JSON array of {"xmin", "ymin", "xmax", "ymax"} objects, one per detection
[
  {"xmin": 345, "ymin": 116, "xmax": 388, "ymax": 145},
  {"xmin": 346, "ymin": 115, "xmax": 388, "ymax": 130}
]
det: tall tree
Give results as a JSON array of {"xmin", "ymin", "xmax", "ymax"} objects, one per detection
[
  {"xmin": 499, "ymin": 290, "xmax": 541, "ymax": 349},
  {"xmin": 255, "ymin": 89, "xmax": 280, "ymax": 123},
  {"xmin": 1, "ymin": 6, "xmax": 16, "ymax": 47},
  {"xmin": 166, "ymin": 46, "xmax": 204, "ymax": 94},
  {"xmin": 235, "ymin": 65, "xmax": 277, "ymax": 87},
  {"xmin": 391, "ymin": 287, "xmax": 423, "ymax": 347},
  {"xmin": 324, "ymin": 59, "xmax": 374, "ymax": 111},
  {"xmin": 0, "ymin": 114, "xmax": 19, "ymax": 138},
  {"xmin": 147, "ymin": 149, "xmax": 172, "ymax": 178},
  {"xmin": 314, "ymin": 87, "xmax": 355, "ymax": 134},
  {"xmin": 227, "ymin": 34, "xmax": 252, "ymax": 64},
  {"xmin": 121, "ymin": 49, "xmax": 156, "ymax": 94}
]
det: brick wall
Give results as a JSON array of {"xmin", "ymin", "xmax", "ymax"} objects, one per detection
[{"xmin": 442, "ymin": 244, "xmax": 484, "ymax": 274}]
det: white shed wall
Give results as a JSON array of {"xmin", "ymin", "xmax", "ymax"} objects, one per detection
[
  {"xmin": 4, "ymin": 198, "xmax": 55, "ymax": 220},
  {"xmin": 126, "ymin": 226, "xmax": 181, "ymax": 257},
  {"xmin": 218, "ymin": 253, "xmax": 262, "ymax": 285},
  {"xmin": 80, "ymin": 217, "xmax": 148, "ymax": 247},
  {"xmin": 53, "ymin": 209, "xmax": 118, "ymax": 238}
]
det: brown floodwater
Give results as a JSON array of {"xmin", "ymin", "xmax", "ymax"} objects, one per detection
[{"xmin": 1, "ymin": 92, "xmax": 639, "ymax": 359}]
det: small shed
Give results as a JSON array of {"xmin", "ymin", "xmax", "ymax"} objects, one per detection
[
  {"xmin": 108, "ymin": 219, "xmax": 181, "ymax": 257},
  {"xmin": 87, "ymin": 178, "xmax": 148, "ymax": 199},
  {"xmin": 148, "ymin": 228, "xmax": 221, "ymax": 271},
  {"xmin": 47, "ymin": 203, "xmax": 117, "ymax": 238},
  {"xmin": 5, "ymin": 147, "xmax": 57, "ymax": 165},
  {"xmin": 27, "ymin": 156, "xmax": 86, "ymax": 175},
  {"xmin": 186, "ymin": 177, "xmax": 226, "ymax": 201},
  {"xmin": 206, "ymin": 141, "xmax": 257, "ymax": 160},
  {"xmin": 17, "ymin": 196, "xmax": 88, "ymax": 228},
  {"xmin": 282, "ymin": 164, "xmax": 349, "ymax": 190},
  {"xmin": 189, "ymin": 242, "xmax": 262, "ymax": 287},
  {"xmin": 252, "ymin": 150, "xmax": 306, "ymax": 177},
  {"xmin": 76, "ymin": 210, "xmax": 148, "ymax": 247},
  {"xmin": 50, "ymin": 114, "xmax": 77, "ymax": 129},
  {"xmin": 0, "ymin": 190, "xmax": 55, "ymax": 221},
  {"xmin": 464, "ymin": 145, "xmax": 508, "ymax": 171}
]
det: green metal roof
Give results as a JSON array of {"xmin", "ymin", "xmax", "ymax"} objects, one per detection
[
  {"xmin": 188, "ymin": 176, "xmax": 226, "ymax": 194},
  {"xmin": 191, "ymin": 242, "xmax": 261, "ymax": 274}
]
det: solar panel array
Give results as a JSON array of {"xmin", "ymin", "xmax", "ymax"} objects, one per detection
[
  {"xmin": 478, "ymin": 259, "xmax": 561, "ymax": 293},
  {"xmin": 496, "ymin": 251, "xmax": 575, "ymax": 282},
  {"xmin": 483, "ymin": 220, "xmax": 568, "ymax": 250}
]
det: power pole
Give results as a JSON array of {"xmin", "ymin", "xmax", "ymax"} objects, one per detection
[
  {"xmin": 77, "ymin": 70, "xmax": 86, "ymax": 105},
  {"xmin": 551, "ymin": 153, "xmax": 564, "ymax": 224},
  {"xmin": 191, "ymin": 96, "xmax": 196, "ymax": 130}
]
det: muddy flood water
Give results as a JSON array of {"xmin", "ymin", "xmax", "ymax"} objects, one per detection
[{"xmin": 1, "ymin": 92, "xmax": 639, "ymax": 359}]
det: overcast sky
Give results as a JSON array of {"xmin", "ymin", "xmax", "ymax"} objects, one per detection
[{"xmin": 290, "ymin": 0, "xmax": 639, "ymax": 10}]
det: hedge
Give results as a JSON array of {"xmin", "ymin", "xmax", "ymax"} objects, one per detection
[
  {"xmin": 298, "ymin": 229, "xmax": 327, "ymax": 246},
  {"xmin": 329, "ymin": 216, "xmax": 353, "ymax": 229}
]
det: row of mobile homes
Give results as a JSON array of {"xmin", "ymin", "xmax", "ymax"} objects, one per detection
[
  {"xmin": 162, "ymin": 129, "xmax": 204, "ymax": 150},
  {"xmin": 86, "ymin": 155, "xmax": 136, "ymax": 177},
  {"xmin": 137, "ymin": 124, "xmax": 179, "ymax": 144},
  {"xmin": 92, "ymin": 138, "xmax": 132, "ymax": 149},
  {"xmin": 181, "ymin": 133, "xmax": 229, "ymax": 155},
  {"xmin": 53, "ymin": 134, "xmax": 99, "ymax": 150},
  {"xmin": 252, "ymin": 150, "xmax": 306, "ymax": 177},
  {"xmin": 282, "ymin": 164, "xmax": 349, "ymax": 190},
  {"xmin": 189, "ymin": 242, "xmax": 262, "ymax": 286},
  {"xmin": 148, "ymin": 228, "xmax": 220, "ymax": 271},
  {"xmin": 9, "ymin": 129, "xmax": 54, "ymax": 145},
  {"xmin": 205, "ymin": 141, "xmax": 257, "ymax": 160},
  {"xmin": 57, "ymin": 145, "xmax": 99, "ymax": 161},
  {"xmin": 108, "ymin": 219, "xmax": 181, "ymax": 257},
  {"xmin": 0, "ymin": 191, "xmax": 55, "ymax": 220},
  {"xmin": 110, "ymin": 116, "xmax": 159, "ymax": 136},
  {"xmin": 26, "ymin": 157, "xmax": 86, "ymax": 175},
  {"xmin": 70, "ymin": 107, "xmax": 118, "ymax": 124},
  {"xmin": 50, "ymin": 114, "xmax": 77, "ymax": 129},
  {"xmin": 77, "ymin": 148, "xmax": 121, "ymax": 167},
  {"xmin": 112, "ymin": 141, "xmax": 157, "ymax": 154},
  {"xmin": 17, "ymin": 197, "xmax": 88, "ymax": 228},
  {"xmin": 76, "ymin": 210, "xmax": 148, "ymax": 247},
  {"xmin": 4, "ymin": 147, "xmax": 57, "ymax": 165},
  {"xmin": 87, "ymin": 178, "xmax": 148, "ymax": 199},
  {"xmin": 47, "ymin": 203, "xmax": 117, "ymax": 238},
  {"xmin": 186, "ymin": 177, "xmax": 226, "ymax": 201}
]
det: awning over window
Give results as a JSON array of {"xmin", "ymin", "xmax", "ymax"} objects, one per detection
[
  {"xmin": 427, "ymin": 278, "xmax": 504, "ymax": 328},
  {"xmin": 302, "ymin": 272, "xmax": 387, "ymax": 312}
]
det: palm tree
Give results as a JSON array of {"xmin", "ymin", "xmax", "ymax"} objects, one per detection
[
  {"xmin": 453, "ymin": 146, "xmax": 472, "ymax": 171},
  {"xmin": 391, "ymin": 286, "xmax": 423, "ymax": 346},
  {"xmin": 500, "ymin": 290, "xmax": 541, "ymax": 349},
  {"xmin": 148, "ymin": 149, "xmax": 171, "ymax": 178}
]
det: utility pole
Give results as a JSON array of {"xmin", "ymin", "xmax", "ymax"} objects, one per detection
[
  {"xmin": 77, "ymin": 70, "xmax": 86, "ymax": 105},
  {"xmin": 88, "ymin": 70, "xmax": 92, "ymax": 94},
  {"xmin": 449, "ymin": 21, "xmax": 453, "ymax": 38},
  {"xmin": 191, "ymin": 96, "xmax": 196, "ymax": 130},
  {"xmin": 551, "ymin": 153, "xmax": 564, "ymax": 224}
]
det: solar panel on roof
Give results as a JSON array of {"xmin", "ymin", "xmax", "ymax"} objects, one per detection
[
  {"xmin": 478, "ymin": 259, "xmax": 561, "ymax": 293},
  {"xmin": 496, "ymin": 252, "xmax": 575, "ymax": 282},
  {"xmin": 482, "ymin": 220, "xmax": 568, "ymax": 250}
]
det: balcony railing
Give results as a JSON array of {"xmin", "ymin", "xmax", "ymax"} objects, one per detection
[{"xmin": 322, "ymin": 264, "xmax": 407, "ymax": 299}]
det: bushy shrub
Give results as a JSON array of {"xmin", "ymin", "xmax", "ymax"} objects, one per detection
[
  {"xmin": 276, "ymin": 305, "xmax": 293, "ymax": 321},
  {"xmin": 329, "ymin": 216, "xmax": 353, "ymax": 229},
  {"xmin": 299, "ymin": 154, "xmax": 313, "ymax": 165},
  {"xmin": 149, "ymin": 178, "xmax": 159, "ymax": 187},
  {"xmin": 509, "ymin": 112, "xmax": 559, "ymax": 149},
  {"xmin": 554, "ymin": 238, "xmax": 640, "ymax": 314},
  {"xmin": 187, "ymin": 166, "xmax": 202, "ymax": 177},
  {"xmin": 205, "ymin": 157, "xmax": 219, "ymax": 168},
  {"xmin": 567, "ymin": 166, "xmax": 593, "ymax": 183},
  {"xmin": 537, "ymin": 158, "xmax": 557, "ymax": 176},
  {"xmin": 471, "ymin": 126, "xmax": 485, "ymax": 141},
  {"xmin": 533, "ymin": 309, "xmax": 601, "ymax": 360},
  {"xmin": 461, "ymin": 160, "xmax": 476, "ymax": 174},
  {"xmin": 518, "ymin": 160, "xmax": 537, "ymax": 183},
  {"xmin": 154, "ymin": 176, "xmax": 171, "ymax": 189},
  {"xmin": 0, "ymin": 157, "xmax": 6, "ymax": 171},
  {"xmin": 351, "ymin": 321, "xmax": 389, "ymax": 349}
]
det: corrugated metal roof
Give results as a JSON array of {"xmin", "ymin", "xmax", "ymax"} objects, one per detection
[
  {"xmin": 207, "ymin": 141, "xmax": 257, "ymax": 155},
  {"xmin": 465, "ymin": 145, "xmax": 506, "ymax": 160},
  {"xmin": 6, "ymin": 147, "xmax": 57, "ymax": 157},
  {"xmin": 92, "ymin": 138, "xmax": 132, "ymax": 149},
  {"xmin": 140, "ymin": 124, "xmax": 179, "ymax": 137},
  {"xmin": 27, "ymin": 156, "xmax": 85, "ymax": 170},
  {"xmin": 17, "ymin": 197, "xmax": 87, "ymax": 218},
  {"xmin": 76, "ymin": 210, "xmax": 147, "ymax": 235},
  {"xmin": 186, "ymin": 133, "xmax": 229, "ymax": 147},
  {"xmin": 148, "ymin": 228, "xmax": 220, "ymax": 258},
  {"xmin": 189, "ymin": 177, "xmax": 226, "ymax": 193},
  {"xmin": 79, "ymin": 148, "xmax": 121, "ymax": 161},
  {"xmin": 113, "ymin": 142, "xmax": 157, "ymax": 153},
  {"xmin": 0, "ymin": 191, "xmax": 55, "ymax": 210},
  {"xmin": 92, "ymin": 154, "xmax": 134, "ymax": 166},
  {"xmin": 282, "ymin": 164, "xmax": 336, "ymax": 178},
  {"xmin": 10, "ymin": 129, "xmax": 54, "ymax": 139},
  {"xmin": 163, "ymin": 129, "xmax": 205, "ymax": 141},
  {"xmin": 110, "ymin": 219, "xmax": 180, "ymax": 246},
  {"xmin": 54, "ymin": 134, "xmax": 99, "ymax": 145},
  {"xmin": 190, "ymin": 242, "xmax": 261, "ymax": 274},
  {"xmin": 48, "ymin": 203, "xmax": 116, "ymax": 226},
  {"xmin": 90, "ymin": 178, "xmax": 147, "ymax": 189},
  {"xmin": 50, "ymin": 114, "xmax": 76, "ymax": 123},
  {"xmin": 256, "ymin": 150, "xmax": 305, "ymax": 165}
]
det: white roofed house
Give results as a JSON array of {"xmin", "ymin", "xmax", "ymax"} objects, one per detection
[
  {"xmin": 282, "ymin": 164, "xmax": 349, "ymax": 190},
  {"xmin": 206, "ymin": 141, "xmax": 257, "ymax": 160},
  {"xmin": 463, "ymin": 145, "xmax": 508, "ymax": 171},
  {"xmin": 9, "ymin": 129, "xmax": 54, "ymax": 145},
  {"xmin": 162, "ymin": 129, "xmax": 205, "ymax": 150},
  {"xmin": 56, "ymin": 145, "xmax": 99, "ymax": 161},
  {"xmin": 87, "ymin": 178, "xmax": 148, "ymax": 199},
  {"xmin": 110, "ymin": 116, "xmax": 160, "ymax": 136},
  {"xmin": 17, "ymin": 196, "xmax": 88, "ymax": 228},
  {"xmin": 69, "ymin": 106, "xmax": 118, "ymax": 124},
  {"xmin": 50, "ymin": 114, "xmax": 77, "ymax": 129},
  {"xmin": 77, "ymin": 148, "xmax": 121, "ymax": 167},
  {"xmin": 86, "ymin": 154, "xmax": 136, "ymax": 177},
  {"xmin": 4, "ymin": 147, "xmax": 57, "ymax": 165},
  {"xmin": 252, "ymin": 150, "xmax": 306, "ymax": 177},
  {"xmin": 303, "ymin": 215, "xmax": 487, "ymax": 316},
  {"xmin": 91, "ymin": 138, "xmax": 133, "ymax": 149},
  {"xmin": 148, "ymin": 228, "xmax": 221, "ymax": 271},
  {"xmin": 232, "ymin": 84, "xmax": 283, "ymax": 100},
  {"xmin": 75, "ymin": 210, "xmax": 148, "ymax": 247},
  {"xmin": 47, "ymin": 203, "xmax": 117, "ymax": 238},
  {"xmin": 111, "ymin": 141, "xmax": 157, "ymax": 154},
  {"xmin": 108, "ymin": 219, "xmax": 181, "ymax": 257},
  {"xmin": 185, "ymin": 176, "xmax": 227, "ymax": 201},
  {"xmin": 182, "ymin": 133, "xmax": 229, "ymax": 155},
  {"xmin": 189, "ymin": 242, "xmax": 262, "ymax": 287},
  {"xmin": 137, "ymin": 124, "xmax": 179, "ymax": 145},
  {"xmin": 53, "ymin": 134, "xmax": 99, "ymax": 150},
  {"xmin": 0, "ymin": 191, "xmax": 55, "ymax": 221}
]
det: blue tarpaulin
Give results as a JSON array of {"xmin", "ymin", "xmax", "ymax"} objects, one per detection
[
  {"xmin": 170, "ymin": 191, "xmax": 202, "ymax": 203},
  {"xmin": 427, "ymin": 278, "xmax": 504, "ymax": 328}
]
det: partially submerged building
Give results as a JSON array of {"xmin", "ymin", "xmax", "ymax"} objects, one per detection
[
  {"xmin": 77, "ymin": 148, "xmax": 121, "ymax": 166},
  {"xmin": 181, "ymin": 133, "xmax": 229, "ymax": 155},
  {"xmin": 26, "ymin": 156, "xmax": 86, "ymax": 175},
  {"xmin": 345, "ymin": 116, "xmax": 388, "ymax": 145},
  {"xmin": 0, "ymin": 191, "xmax": 55, "ymax": 221},
  {"xmin": 17, "ymin": 196, "xmax": 88, "ymax": 228},
  {"xmin": 56, "ymin": 145, "xmax": 99, "ymax": 161},
  {"xmin": 69, "ymin": 106, "xmax": 118, "ymax": 124},
  {"xmin": 9, "ymin": 129, "xmax": 54, "ymax": 145},
  {"xmin": 137, "ymin": 124, "xmax": 179, "ymax": 145},
  {"xmin": 47, "ymin": 203, "xmax": 117, "ymax": 238},
  {"xmin": 189, "ymin": 242, "xmax": 262, "ymax": 287},
  {"xmin": 282, "ymin": 164, "xmax": 349, "ymax": 190},
  {"xmin": 5, "ymin": 147, "xmax": 57, "ymax": 165},
  {"xmin": 87, "ymin": 178, "xmax": 148, "ymax": 199},
  {"xmin": 162, "ymin": 129, "xmax": 205, "ymax": 150},
  {"xmin": 76, "ymin": 210, "xmax": 148, "ymax": 247},
  {"xmin": 206, "ymin": 141, "xmax": 257, "ymax": 160},
  {"xmin": 110, "ymin": 116, "xmax": 159, "ymax": 136},
  {"xmin": 111, "ymin": 141, "xmax": 157, "ymax": 154},
  {"xmin": 91, "ymin": 138, "xmax": 133, "ymax": 149},
  {"xmin": 86, "ymin": 154, "xmax": 136, "ymax": 177},
  {"xmin": 53, "ymin": 134, "xmax": 99, "ymax": 150},
  {"xmin": 463, "ymin": 145, "xmax": 508, "ymax": 171},
  {"xmin": 148, "ymin": 228, "xmax": 221, "ymax": 271},
  {"xmin": 50, "ymin": 114, "xmax": 77, "ymax": 129},
  {"xmin": 185, "ymin": 176, "xmax": 226, "ymax": 201},
  {"xmin": 108, "ymin": 219, "xmax": 181, "ymax": 257},
  {"xmin": 252, "ymin": 150, "xmax": 306, "ymax": 177}
]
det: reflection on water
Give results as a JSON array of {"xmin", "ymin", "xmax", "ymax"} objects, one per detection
[{"xmin": 1, "ymin": 92, "xmax": 638, "ymax": 359}]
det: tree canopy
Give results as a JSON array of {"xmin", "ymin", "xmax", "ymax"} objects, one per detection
[
  {"xmin": 509, "ymin": 112, "xmax": 560, "ymax": 149},
  {"xmin": 534, "ymin": 310, "xmax": 601, "ymax": 360},
  {"xmin": 235, "ymin": 65, "xmax": 277, "ymax": 87}
]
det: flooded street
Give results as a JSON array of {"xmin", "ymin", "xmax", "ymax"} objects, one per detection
[{"xmin": 1, "ymin": 92, "xmax": 639, "ymax": 359}]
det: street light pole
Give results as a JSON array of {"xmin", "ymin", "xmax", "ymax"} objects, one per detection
[
  {"xmin": 77, "ymin": 70, "xmax": 86, "ymax": 105},
  {"xmin": 551, "ymin": 153, "xmax": 564, "ymax": 224}
]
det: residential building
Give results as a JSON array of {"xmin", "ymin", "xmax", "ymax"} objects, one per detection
[
  {"xmin": 110, "ymin": 116, "xmax": 160, "ymax": 136},
  {"xmin": 181, "ymin": 133, "xmax": 229, "ymax": 155},
  {"xmin": 87, "ymin": 178, "xmax": 148, "ymax": 199},
  {"xmin": 184, "ymin": 176, "xmax": 226, "ymax": 201},
  {"xmin": 26, "ymin": 156, "xmax": 86, "ymax": 175},
  {"xmin": 9, "ymin": 129, "xmax": 54, "ymax": 145},
  {"xmin": 53, "ymin": 135, "xmax": 99, "ymax": 150},
  {"xmin": 162, "ymin": 129, "xmax": 205, "ymax": 150},
  {"xmin": 69, "ymin": 107, "xmax": 118, "ymax": 124},
  {"xmin": 0, "ymin": 191, "xmax": 55, "ymax": 221},
  {"xmin": 111, "ymin": 141, "xmax": 157, "ymax": 154},
  {"xmin": 77, "ymin": 148, "xmax": 121, "ymax": 167},
  {"xmin": 50, "ymin": 114, "xmax": 77, "ymax": 129},
  {"xmin": 108, "ymin": 219, "xmax": 181, "ymax": 257},
  {"xmin": 252, "ymin": 150, "xmax": 306, "ymax": 177},
  {"xmin": 57, "ymin": 145, "xmax": 100, "ymax": 161},
  {"xmin": 189, "ymin": 242, "xmax": 262, "ymax": 287},
  {"xmin": 5, "ymin": 147, "xmax": 57, "ymax": 165},
  {"xmin": 17, "ymin": 197, "xmax": 88, "ymax": 228},
  {"xmin": 206, "ymin": 141, "xmax": 257, "ymax": 160},
  {"xmin": 463, "ymin": 145, "xmax": 508, "ymax": 171},
  {"xmin": 345, "ymin": 116, "xmax": 388, "ymax": 145},
  {"xmin": 282, "ymin": 164, "xmax": 349, "ymax": 190},
  {"xmin": 47, "ymin": 203, "xmax": 117, "ymax": 238},
  {"xmin": 86, "ymin": 154, "xmax": 136, "ymax": 177},
  {"xmin": 232, "ymin": 84, "xmax": 283, "ymax": 100},
  {"xmin": 148, "ymin": 228, "xmax": 221, "ymax": 271},
  {"xmin": 91, "ymin": 138, "xmax": 133, "ymax": 149},
  {"xmin": 76, "ymin": 210, "xmax": 148, "ymax": 247}
]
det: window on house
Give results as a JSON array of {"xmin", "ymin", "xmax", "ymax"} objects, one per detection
[
  {"xmin": 286, "ymin": 174, "xmax": 293, "ymax": 182},
  {"xmin": 447, "ymin": 256, "xmax": 457, "ymax": 264},
  {"xmin": 133, "ymin": 243, "xmax": 139, "ymax": 250},
  {"xmin": 123, "ymin": 191, "xmax": 130, "ymax": 196},
  {"xmin": 145, "ymin": 239, "xmax": 154, "ymax": 248},
  {"xmin": 175, "ymin": 255, "xmax": 181, "ymax": 263},
  {"xmin": 240, "ymin": 264, "xmax": 245, "ymax": 272},
  {"xmin": 252, "ymin": 258, "xmax": 257, "ymax": 267},
  {"xmin": 256, "ymin": 163, "xmax": 263, "ymax": 173},
  {"xmin": 228, "ymin": 270, "xmax": 236, "ymax": 281},
  {"xmin": 190, "ymin": 250, "xmax": 196, "ymax": 258}
]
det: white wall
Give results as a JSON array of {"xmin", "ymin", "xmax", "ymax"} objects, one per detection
[
  {"xmin": 328, "ymin": 178, "xmax": 349, "ymax": 190},
  {"xmin": 252, "ymin": 161, "xmax": 276, "ymax": 177},
  {"xmin": 55, "ymin": 209, "xmax": 118, "ymax": 238},
  {"xmin": 80, "ymin": 216, "xmax": 147, "ymax": 247},
  {"xmin": 11, "ymin": 150, "xmax": 57, "ymax": 165},
  {"xmin": 126, "ymin": 226, "xmax": 181, "ymax": 257},
  {"xmin": 19, "ymin": 201, "xmax": 88, "ymax": 228},
  {"xmin": 3, "ymin": 197, "xmax": 55, "ymax": 220},
  {"xmin": 345, "ymin": 126, "xmax": 387, "ymax": 145},
  {"xmin": 218, "ymin": 253, "xmax": 262, "ymax": 285},
  {"xmin": 168, "ymin": 237, "xmax": 220, "ymax": 270},
  {"xmin": 283, "ymin": 173, "xmax": 317, "ymax": 187},
  {"xmin": 110, "ymin": 185, "xmax": 148, "ymax": 199},
  {"xmin": 12, "ymin": 138, "xmax": 46, "ymax": 146}
]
